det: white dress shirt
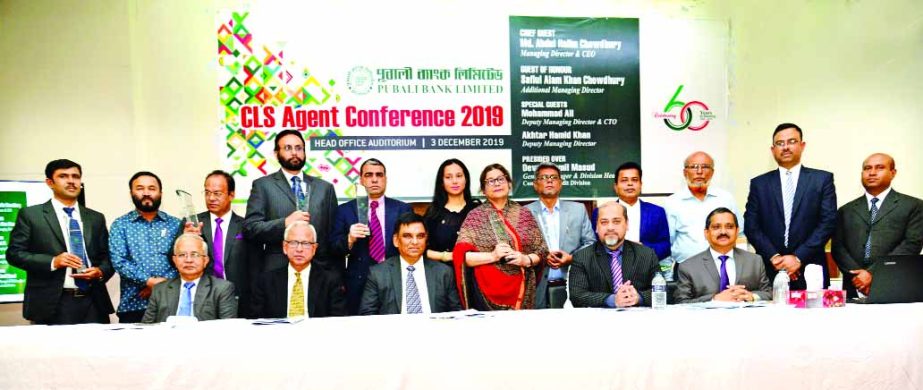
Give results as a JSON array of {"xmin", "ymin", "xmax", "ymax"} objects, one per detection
[
  {"xmin": 286, "ymin": 263, "xmax": 311, "ymax": 318},
  {"xmin": 709, "ymin": 248, "xmax": 737, "ymax": 286},
  {"xmin": 281, "ymin": 170, "xmax": 307, "ymax": 197},
  {"xmin": 401, "ymin": 257, "xmax": 431, "ymax": 314},
  {"xmin": 865, "ymin": 187, "xmax": 891, "ymax": 212},
  {"xmin": 536, "ymin": 200, "xmax": 561, "ymax": 251},
  {"xmin": 778, "ymin": 164, "xmax": 802, "ymax": 194},
  {"xmin": 50, "ymin": 198, "xmax": 90, "ymax": 289},
  {"xmin": 618, "ymin": 198, "xmax": 641, "ymax": 244}
]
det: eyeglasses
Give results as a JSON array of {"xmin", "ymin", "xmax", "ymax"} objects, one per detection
[
  {"xmin": 536, "ymin": 174, "xmax": 560, "ymax": 182},
  {"xmin": 485, "ymin": 176, "xmax": 507, "ymax": 186},
  {"xmin": 285, "ymin": 240, "xmax": 316, "ymax": 249},
  {"xmin": 684, "ymin": 164, "xmax": 713, "ymax": 171},
  {"xmin": 773, "ymin": 139, "xmax": 800, "ymax": 148},
  {"xmin": 176, "ymin": 252, "xmax": 203, "ymax": 260},
  {"xmin": 282, "ymin": 145, "xmax": 305, "ymax": 153},
  {"xmin": 204, "ymin": 190, "xmax": 226, "ymax": 198}
]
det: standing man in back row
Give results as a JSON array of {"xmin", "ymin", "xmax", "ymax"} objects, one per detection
[{"xmin": 244, "ymin": 130, "xmax": 338, "ymax": 272}]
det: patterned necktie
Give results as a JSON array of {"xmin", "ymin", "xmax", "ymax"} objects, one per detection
[
  {"xmin": 405, "ymin": 265, "xmax": 422, "ymax": 314},
  {"xmin": 213, "ymin": 217, "xmax": 225, "ymax": 279},
  {"xmin": 608, "ymin": 248, "xmax": 623, "ymax": 292},
  {"xmin": 291, "ymin": 176, "xmax": 305, "ymax": 206},
  {"xmin": 178, "ymin": 282, "xmax": 195, "ymax": 316},
  {"xmin": 718, "ymin": 255, "xmax": 730, "ymax": 291},
  {"xmin": 368, "ymin": 200, "xmax": 385, "ymax": 263},
  {"xmin": 863, "ymin": 197, "xmax": 880, "ymax": 263},
  {"xmin": 62, "ymin": 207, "xmax": 90, "ymax": 290},
  {"xmin": 783, "ymin": 170, "xmax": 795, "ymax": 247},
  {"xmin": 289, "ymin": 271, "xmax": 305, "ymax": 317}
]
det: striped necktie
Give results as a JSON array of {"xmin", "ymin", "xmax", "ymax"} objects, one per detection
[
  {"xmin": 783, "ymin": 170, "xmax": 795, "ymax": 247},
  {"xmin": 608, "ymin": 248, "xmax": 623, "ymax": 292},
  {"xmin": 863, "ymin": 197, "xmax": 880, "ymax": 263},
  {"xmin": 405, "ymin": 265, "xmax": 422, "ymax": 314},
  {"xmin": 368, "ymin": 200, "xmax": 385, "ymax": 262}
]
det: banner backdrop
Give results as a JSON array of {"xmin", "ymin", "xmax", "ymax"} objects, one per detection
[
  {"xmin": 0, "ymin": 181, "xmax": 52, "ymax": 303},
  {"xmin": 217, "ymin": 4, "xmax": 728, "ymax": 201}
]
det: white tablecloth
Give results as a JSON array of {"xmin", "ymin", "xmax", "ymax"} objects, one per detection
[{"xmin": 1, "ymin": 303, "xmax": 921, "ymax": 389}]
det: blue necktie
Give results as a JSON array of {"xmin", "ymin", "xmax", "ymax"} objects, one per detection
[
  {"xmin": 783, "ymin": 170, "xmax": 795, "ymax": 247},
  {"xmin": 178, "ymin": 282, "xmax": 195, "ymax": 316},
  {"xmin": 62, "ymin": 207, "xmax": 90, "ymax": 291},
  {"xmin": 863, "ymin": 197, "xmax": 880, "ymax": 264},
  {"xmin": 405, "ymin": 265, "xmax": 422, "ymax": 314},
  {"xmin": 718, "ymin": 255, "xmax": 730, "ymax": 291}
]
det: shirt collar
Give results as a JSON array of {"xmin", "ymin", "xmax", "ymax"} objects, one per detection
[
  {"xmin": 179, "ymin": 276, "xmax": 201, "ymax": 285},
  {"xmin": 130, "ymin": 209, "xmax": 166, "ymax": 222},
  {"xmin": 281, "ymin": 170, "xmax": 302, "ymax": 185},
  {"xmin": 288, "ymin": 262, "xmax": 310, "ymax": 277},
  {"xmin": 51, "ymin": 198, "xmax": 79, "ymax": 217},
  {"xmin": 709, "ymin": 247, "xmax": 734, "ymax": 260},
  {"xmin": 211, "ymin": 210, "xmax": 232, "ymax": 224},
  {"xmin": 400, "ymin": 256, "xmax": 423, "ymax": 270},
  {"xmin": 539, "ymin": 199, "xmax": 560, "ymax": 214},
  {"xmin": 778, "ymin": 163, "xmax": 802, "ymax": 176},
  {"xmin": 681, "ymin": 186, "xmax": 716, "ymax": 201},
  {"xmin": 865, "ymin": 187, "xmax": 892, "ymax": 204}
]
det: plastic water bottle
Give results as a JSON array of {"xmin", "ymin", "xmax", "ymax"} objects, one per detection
[
  {"xmin": 652, "ymin": 272, "xmax": 667, "ymax": 309},
  {"xmin": 773, "ymin": 271, "xmax": 790, "ymax": 305}
]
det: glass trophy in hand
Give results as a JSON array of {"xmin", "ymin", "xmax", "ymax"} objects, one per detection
[
  {"xmin": 355, "ymin": 183, "xmax": 370, "ymax": 225},
  {"xmin": 297, "ymin": 182, "xmax": 311, "ymax": 213},
  {"xmin": 175, "ymin": 189, "xmax": 199, "ymax": 226}
]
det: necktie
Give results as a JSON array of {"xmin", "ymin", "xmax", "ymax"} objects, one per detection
[
  {"xmin": 783, "ymin": 170, "xmax": 795, "ymax": 247},
  {"xmin": 291, "ymin": 176, "xmax": 305, "ymax": 207},
  {"xmin": 863, "ymin": 197, "xmax": 880, "ymax": 263},
  {"xmin": 608, "ymin": 248, "xmax": 623, "ymax": 293},
  {"xmin": 368, "ymin": 200, "xmax": 385, "ymax": 263},
  {"xmin": 289, "ymin": 271, "xmax": 305, "ymax": 317},
  {"xmin": 718, "ymin": 255, "xmax": 730, "ymax": 291},
  {"xmin": 178, "ymin": 282, "xmax": 195, "ymax": 316},
  {"xmin": 405, "ymin": 265, "xmax": 422, "ymax": 314},
  {"xmin": 213, "ymin": 217, "xmax": 225, "ymax": 279},
  {"xmin": 62, "ymin": 207, "xmax": 90, "ymax": 290}
]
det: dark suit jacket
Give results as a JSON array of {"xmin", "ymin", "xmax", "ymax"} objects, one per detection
[
  {"xmin": 249, "ymin": 262, "xmax": 347, "ymax": 318},
  {"xmin": 329, "ymin": 197, "xmax": 412, "ymax": 314},
  {"xmin": 592, "ymin": 200, "xmax": 672, "ymax": 260},
  {"xmin": 744, "ymin": 166, "xmax": 837, "ymax": 289},
  {"xmin": 243, "ymin": 170, "xmax": 337, "ymax": 271},
  {"xmin": 831, "ymin": 190, "xmax": 923, "ymax": 297},
  {"xmin": 569, "ymin": 240, "xmax": 660, "ymax": 307},
  {"xmin": 7, "ymin": 201, "xmax": 115, "ymax": 322},
  {"xmin": 674, "ymin": 248, "xmax": 772, "ymax": 303},
  {"xmin": 358, "ymin": 257, "xmax": 461, "ymax": 315},
  {"xmin": 141, "ymin": 274, "xmax": 237, "ymax": 323}
]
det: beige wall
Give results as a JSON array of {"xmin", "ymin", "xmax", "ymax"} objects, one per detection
[{"xmin": 1, "ymin": 0, "xmax": 921, "ymax": 324}]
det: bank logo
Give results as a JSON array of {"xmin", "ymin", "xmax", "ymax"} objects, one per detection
[
  {"xmin": 657, "ymin": 85, "xmax": 714, "ymax": 131},
  {"xmin": 347, "ymin": 66, "xmax": 373, "ymax": 95}
]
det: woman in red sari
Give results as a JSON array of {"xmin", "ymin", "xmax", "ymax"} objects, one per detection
[{"xmin": 453, "ymin": 163, "xmax": 548, "ymax": 310}]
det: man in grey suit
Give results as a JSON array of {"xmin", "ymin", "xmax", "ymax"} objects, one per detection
[
  {"xmin": 569, "ymin": 202, "xmax": 660, "ymax": 308},
  {"xmin": 526, "ymin": 162, "xmax": 595, "ymax": 309},
  {"xmin": 832, "ymin": 153, "xmax": 923, "ymax": 298},
  {"xmin": 142, "ymin": 234, "xmax": 237, "ymax": 323},
  {"xmin": 675, "ymin": 208, "xmax": 771, "ymax": 303},
  {"xmin": 8, "ymin": 159, "xmax": 115, "ymax": 324},
  {"xmin": 244, "ymin": 129, "xmax": 337, "ymax": 272},
  {"xmin": 181, "ymin": 170, "xmax": 258, "ymax": 317},
  {"xmin": 359, "ymin": 212, "xmax": 461, "ymax": 315}
]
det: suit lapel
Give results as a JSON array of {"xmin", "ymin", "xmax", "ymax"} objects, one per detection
[
  {"xmin": 770, "ymin": 171, "xmax": 785, "ymax": 220},
  {"xmin": 307, "ymin": 266, "xmax": 319, "ymax": 317},
  {"xmin": 193, "ymin": 276, "xmax": 212, "ymax": 318},
  {"xmin": 390, "ymin": 259, "xmax": 403, "ymax": 311},
  {"xmin": 165, "ymin": 279, "xmax": 181, "ymax": 317},
  {"xmin": 594, "ymin": 244, "xmax": 614, "ymax": 292},
  {"xmin": 873, "ymin": 191, "xmax": 901, "ymax": 225},
  {"xmin": 848, "ymin": 196, "xmax": 871, "ymax": 225},
  {"xmin": 791, "ymin": 167, "xmax": 810, "ymax": 218},
  {"xmin": 224, "ymin": 214, "xmax": 243, "ymax": 266},
  {"xmin": 423, "ymin": 260, "xmax": 438, "ymax": 312},
  {"xmin": 271, "ymin": 171, "xmax": 298, "ymax": 207},
  {"xmin": 732, "ymin": 249, "xmax": 745, "ymax": 284},
  {"xmin": 42, "ymin": 202, "xmax": 66, "ymax": 249},
  {"xmin": 201, "ymin": 214, "xmax": 215, "ymax": 257},
  {"xmin": 77, "ymin": 207, "xmax": 93, "ymax": 253},
  {"xmin": 702, "ymin": 251, "xmax": 721, "ymax": 288}
]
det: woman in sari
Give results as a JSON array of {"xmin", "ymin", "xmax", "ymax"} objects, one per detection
[{"xmin": 453, "ymin": 163, "xmax": 548, "ymax": 310}]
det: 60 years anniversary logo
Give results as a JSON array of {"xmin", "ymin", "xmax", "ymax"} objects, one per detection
[{"xmin": 656, "ymin": 85, "xmax": 715, "ymax": 131}]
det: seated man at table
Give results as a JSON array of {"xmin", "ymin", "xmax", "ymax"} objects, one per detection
[
  {"xmin": 569, "ymin": 201, "xmax": 660, "ymax": 308},
  {"xmin": 142, "ymin": 234, "xmax": 237, "ymax": 323},
  {"xmin": 359, "ymin": 212, "xmax": 461, "ymax": 315},
  {"xmin": 250, "ymin": 221, "xmax": 346, "ymax": 318},
  {"xmin": 675, "ymin": 208, "xmax": 771, "ymax": 303}
]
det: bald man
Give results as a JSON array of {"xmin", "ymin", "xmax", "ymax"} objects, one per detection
[{"xmin": 831, "ymin": 153, "xmax": 923, "ymax": 298}]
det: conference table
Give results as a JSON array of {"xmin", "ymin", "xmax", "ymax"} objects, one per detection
[{"xmin": 1, "ymin": 303, "xmax": 921, "ymax": 389}]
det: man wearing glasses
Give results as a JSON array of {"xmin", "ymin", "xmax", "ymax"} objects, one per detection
[
  {"xmin": 244, "ymin": 129, "xmax": 338, "ymax": 272},
  {"xmin": 142, "ymin": 234, "xmax": 237, "ymax": 323},
  {"xmin": 664, "ymin": 151, "xmax": 743, "ymax": 280},
  {"xmin": 250, "ymin": 221, "xmax": 346, "ymax": 318},
  {"xmin": 525, "ymin": 162, "xmax": 595, "ymax": 308},
  {"xmin": 745, "ymin": 123, "xmax": 836, "ymax": 290},
  {"xmin": 181, "ymin": 170, "xmax": 257, "ymax": 317}
]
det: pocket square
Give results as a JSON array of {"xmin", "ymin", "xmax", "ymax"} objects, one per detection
[{"xmin": 235, "ymin": 233, "xmax": 244, "ymax": 240}]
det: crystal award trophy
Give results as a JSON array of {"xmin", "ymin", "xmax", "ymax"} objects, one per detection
[
  {"xmin": 355, "ymin": 183, "xmax": 369, "ymax": 225},
  {"xmin": 175, "ymin": 189, "xmax": 199, "ymax": 226}
]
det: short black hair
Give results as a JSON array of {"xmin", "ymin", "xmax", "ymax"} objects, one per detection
[
  {"xmin": 773, "ymin": 123, "xmax": 802, "ymax": 141},
  {"xmin": 534, "ymin": 162, "xmax": 560, "ymax": 176},
  {"xmin": 274, "ymin": 129, "xmax": 305, "ymax": 151},
  {"xmin": 614, "ymin": 161, "xmax": 642, "ymax": 182},
  {"xmin": 360, "ymin": 158, "xmax": 386, "ymax": 175},
  {"xmin": 705, "ymin": 207, "xmax": 738, "ymax": 229},
  {"xmin": 129, "ymin": 171, "xmax": 162, "ymax": 190},
  {"xmin": 205, "ymin": 170, "xmax": 235, "ymax": 192},
  {"xmin": 393, "ymin": 211, "xmax": 425, "ymax": 235},
  {"xmin": 45, "ymin": 159, "xmax": 82, "ymax": 179}
]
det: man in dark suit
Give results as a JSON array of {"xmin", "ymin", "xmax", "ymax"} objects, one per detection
[
  {"xmin": 526, "ymin": 163, "xmax": 595, "ymax": 309},
  {"xmin": 7, "ymin": 159, "xmax": 115, "ymax": 324},
  {"xmin": 244, "ymin": 129, "xmax": 338, "ymax": 272},
  {"xmin": 832, "ymin": 153, "xmax": 923, "ymax": 298},
  {"xmin": 250, "ymin": 221, "xmax": 346, "ymax": 318},
  {"xmin": 675, "ymin": 208, "xmax": 771, "ymax": 303},
  {"xmin": 745, "ymin": 123, "xmax": 837, "ymax": 289},
  {"xmin": 180, "ymin": 170, "xmax": 258, "ymax": 317},
  {"xmin": 569, "ymin": 201, "xmax": 660, "ymax": 308},
  {"xmin": 330, "ymin": 158, "xmax": 412, "ymax": 314},
  {"xmin": 142, "ymin": 234, "xmax": 237, "ymax": 323},
  {"xmin": 359, "ymin": 212, "xmax": 461, "ymax": 315}
]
